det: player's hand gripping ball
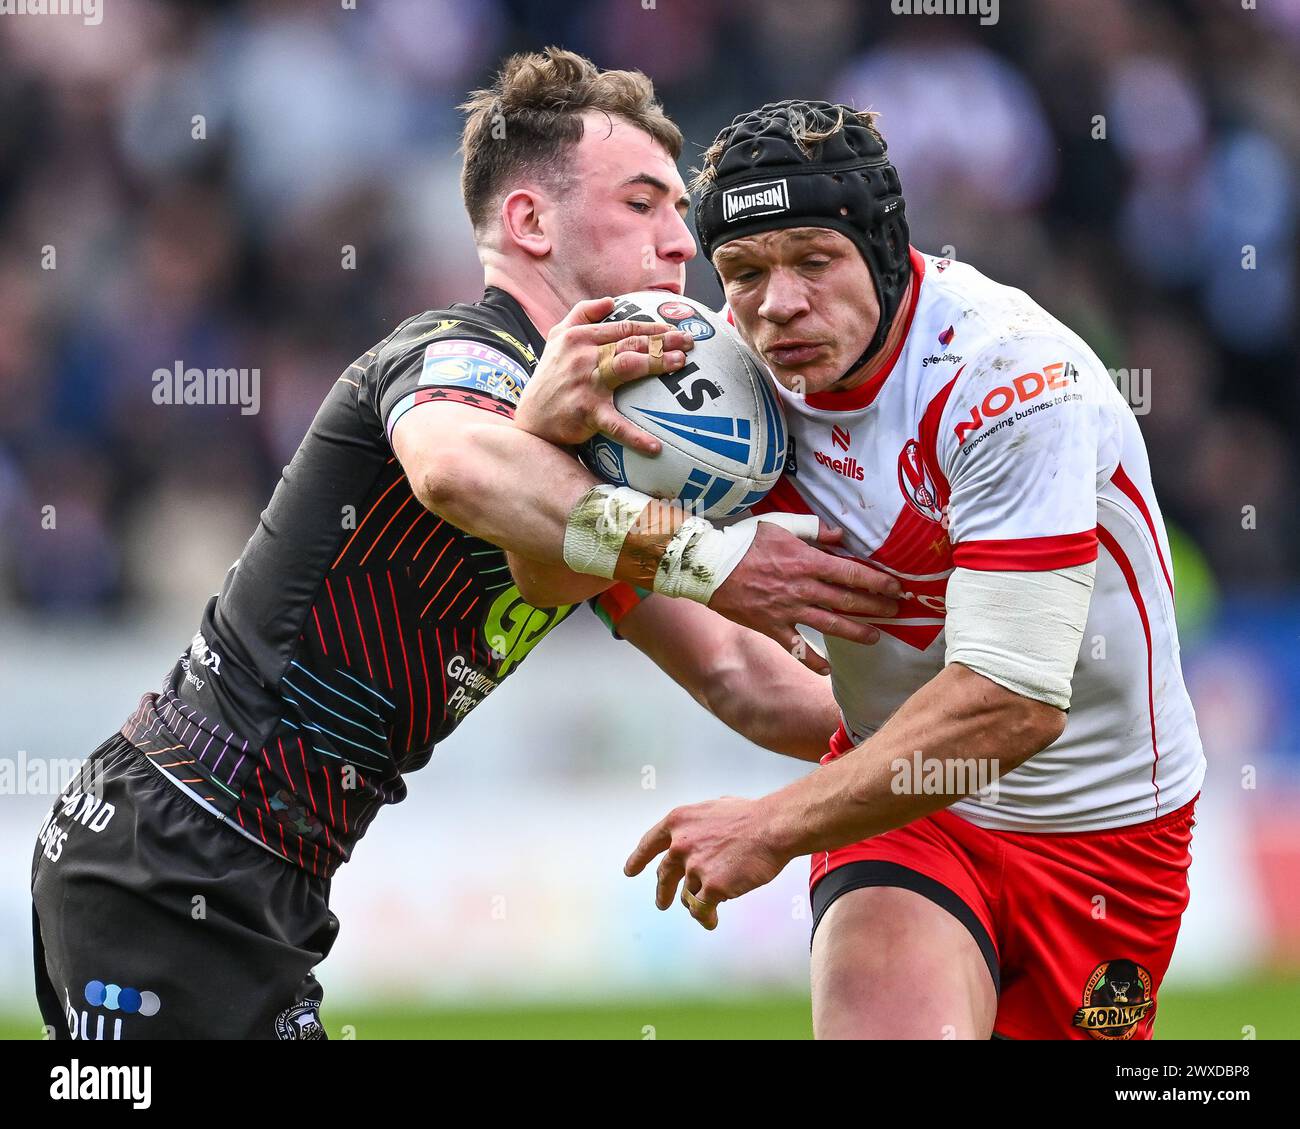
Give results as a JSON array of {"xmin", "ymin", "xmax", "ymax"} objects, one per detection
[{"xmin": 581, "ymin": 293, "xmax": 788, "ymax": 520}]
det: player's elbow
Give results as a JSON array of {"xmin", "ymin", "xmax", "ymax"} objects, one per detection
[
  {"xmin": 413, "ymin": 443, "xmax": 480, "ymax": 520},
  {"xmin": 1004, "ymin": 693, "xmax": 1068, "ymax": 763},
  {"xmin": 507, "ymin": 553, "xmax": 546, "ymax": 604},
  {"xmin": 508, "ymin": 552, "xmax": 611, "ymax": 607},
  {"xmin": 507, "ymin": 553, "xmax": 563, "ymax": 607}
]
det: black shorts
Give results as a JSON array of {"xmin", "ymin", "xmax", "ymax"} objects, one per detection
[{"xmin": 31, "ymin": 733, "xmax": 338, "ymax": 1040}]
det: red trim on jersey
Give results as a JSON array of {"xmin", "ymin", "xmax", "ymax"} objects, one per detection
[
  {"xmin": 953, "ymin": 529, "xmax": 1099, "ymax": 571},
  {"xmin": 825, "ymin": 722, "xmax": 855, "ymax": 763},
  {"xmin": 910, "ymin": 364, "xmax": 966, "ymax": 524},
  {"xmin": 870, "ymin": 503, "xmax": 953, "ymax": 578},
  {"xmin": 874, "ymin": 619, "xmax": 948, "ymax": 649},
  {"xmin": 411, "ymin": 386, "xmax": 515, "ymax": 418},
  {"xmin": 916, "ymin": 365, "xmax": 963, "ymax": 505},
  {"xmin": 1097, "ymin": 524, "xmax": 1161, "ymax": 813},
  {"xmin": 595, "ymin": 583, "xmax": 644, "ymax": 627},
  {"xmin": 804, "ymin": 247, "xmax": 928, "ymax": 412},
  {"xmin": 749, "ymin": 474, "xmax": 816, "ymax": 517},
  {"xmin": 1110, "ymin": 463, "xmax": 1174, "ymax": 602}
]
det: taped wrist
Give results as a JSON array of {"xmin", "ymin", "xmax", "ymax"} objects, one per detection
[
  {"xmin": 654, "ymin": 511, "xmax": 821, "ymax": 604},
  {"xmin": 563, "ymin": 485, "xmax": 820, "ymax": 606},
  {"xmin": 562, "ymin": 485, "xmax": 654, "ymax": 579}
]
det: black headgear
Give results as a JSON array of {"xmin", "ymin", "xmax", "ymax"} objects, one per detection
[{"xmin": 695, "ymin": 100, "xmax": 912, "ymax": 376}]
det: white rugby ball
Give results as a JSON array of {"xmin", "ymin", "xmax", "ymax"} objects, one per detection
[{"xmin": 580, "ymin": 292, "xmax": 787, "ymax": 519}]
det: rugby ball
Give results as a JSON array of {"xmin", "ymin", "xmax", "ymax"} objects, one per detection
[{"xmin": 580, "ymin": 292, "xmax": 787, "ymax": 519}]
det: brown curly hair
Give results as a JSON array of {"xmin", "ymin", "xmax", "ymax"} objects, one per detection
[{"xmin": 460, "ymin": 47, "xmax": 683, "ymax": 234}]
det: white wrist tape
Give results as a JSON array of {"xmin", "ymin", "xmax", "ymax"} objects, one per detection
[
  {"xmin": 561, "ymin": 485, "xmax": 820, "ymax": 604},
  {"xmin": 653, "ymin": 511, "xmax": 820, "ymax": 603},
  {"xmin": 562, "ymin": 485, "xmax": 654, "ymax": 579},
  {"xmin": 944, "ymin": 562, "xmax": 1096, "ymax": 711}
]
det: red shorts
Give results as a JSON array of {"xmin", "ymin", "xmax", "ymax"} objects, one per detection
[{"xmin": 809, "ymin": 731, "xmax": 1198, "ymax": 1040}]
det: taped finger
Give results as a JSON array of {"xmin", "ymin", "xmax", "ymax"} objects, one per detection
[
  {"xmin": 646, "ymin": 334, "xmax": 666, "ymax": 376},
  {"xmin": 595, "ymin": 342, "xmax": 619, "ymax": 386}
]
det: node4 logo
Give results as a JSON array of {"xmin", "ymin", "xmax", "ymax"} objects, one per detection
[{"xmin": 65, "ymin": 980, "xmax": 160, "ymax": 1040}]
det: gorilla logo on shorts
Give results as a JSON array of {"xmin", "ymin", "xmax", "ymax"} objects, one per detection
[
  {"xmin": 1072, "ymin": 959, "xmax": 1154, "ymax": 1040},
  {"xmin": 275, "ymin": 1002, "xmax": 326, "ymax": 1041}
]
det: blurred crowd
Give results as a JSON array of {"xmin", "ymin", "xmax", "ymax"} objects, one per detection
[{"xmin": 1, "ymin": 0, "xmax": 1297, "ymax": 615}]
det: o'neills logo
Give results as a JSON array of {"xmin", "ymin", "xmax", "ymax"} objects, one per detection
[
  {"xmin": 723, "ymin": 179, "xmax": 790, "ymax": 223},
  {"xmin": 814, "ymin": 450, "xmax": 864, "ymax": 481},
  {"xmin": 1072, "ymin": 960, "xmax": 1155, "ymax": 1040}
]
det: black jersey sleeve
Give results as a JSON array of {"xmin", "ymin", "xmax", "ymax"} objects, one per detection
[{"xmin": 372, "ymin": 312, "xmax": 537, "ymax": 444}]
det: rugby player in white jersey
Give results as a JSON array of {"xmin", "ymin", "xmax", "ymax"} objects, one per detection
[{"xmin": 515, "ymin": 100, "xmax": 1206, "ymax": 1040}]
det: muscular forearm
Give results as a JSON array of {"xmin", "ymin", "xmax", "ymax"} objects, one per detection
[
  {"xmin": 617, "ymin": 596, "xmax": 839, "ymax": 762},
  {"xmin": 397, "ymin": 406, "xmax": 904, "ymax": 665},
  {"xmin": 415, "ymin": 417, "xmax": 594, "ymax": 560},
  {"xmin": 410, "ymin": 411, "xmax": 694, "ymax": 598},
  {"xmin": 759, "ymin": 663, "xmax": 1066, "ymax": 857},
  {"xmin": 707, "ymin": 641, "xmax": 840, "ymax": 762}
]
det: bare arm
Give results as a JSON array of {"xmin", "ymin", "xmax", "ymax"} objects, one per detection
[
  {"xmin": 393, "ymin": 399, "xmax": 609, "ymax": 597},
  {"xmin": 757, "ymin": 662, "xmax": 1064, "ymax": 853},
  {"xmin": 626, "ymin": 663, "xmax": 1065, "ymax": 926},
  {"xmin": 615, "ymin": 594, "xmax": 839, "ymax": 763},
  {"xmin": 506, "ymin": 546, "xmax": 613, "ymax": 607},
  {"xmin": 393, "ymin": 400, "xmax": 899, "ymax": 658},
  {"xmin": 390, "ymin": 301, "xmax": 693, "ymax": 572}
]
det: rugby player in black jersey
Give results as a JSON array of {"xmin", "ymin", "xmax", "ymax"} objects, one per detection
[{"xmin": 32, "ymin": 49, "xmax": 900, "ymax": 1040}]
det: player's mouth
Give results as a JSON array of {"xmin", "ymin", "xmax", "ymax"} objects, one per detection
[
  {"xmin": 647, "ymin": 282, "xmax": 683, "ymax": 294},
  {"xmin": 765, "ymin": 340, "xmax": 825, "ymax": 366}
]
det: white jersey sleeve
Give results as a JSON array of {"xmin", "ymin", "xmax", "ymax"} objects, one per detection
[{"xmin": 936, "ymin": 334, "xmax": 1123, "ymax": 571}]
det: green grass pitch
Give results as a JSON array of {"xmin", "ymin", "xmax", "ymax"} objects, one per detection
[{"xmin": 3, "ymin": 976, "xmax": 1297, "ymax": 1039}]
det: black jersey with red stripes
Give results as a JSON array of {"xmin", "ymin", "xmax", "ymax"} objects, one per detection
[{"xmin": 123, "ymin": 288, "xmax": 580, "ymax": 876}]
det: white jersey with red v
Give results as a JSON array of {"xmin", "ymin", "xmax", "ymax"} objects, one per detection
[{"xmin": 733, "ymin": 249, "xmax": 1204, "ymax": 832}]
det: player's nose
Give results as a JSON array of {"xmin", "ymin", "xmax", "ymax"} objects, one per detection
[
  {"xmin": 758, "ymin": 268, "xmax": 810, "ymax": 323},
  {"xmin": 659, "ymin": 209, "xmax": 697, "ymax": 264}
]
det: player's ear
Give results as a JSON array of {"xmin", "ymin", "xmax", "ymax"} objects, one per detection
[{"xmin": 499, "ymin": 188, "xmax": 552, "ymax": 259}]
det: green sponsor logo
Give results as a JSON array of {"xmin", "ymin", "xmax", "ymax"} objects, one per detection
[{"xmin": 484, "ymin": 585, "xmax": 573, "ymax": 675}]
